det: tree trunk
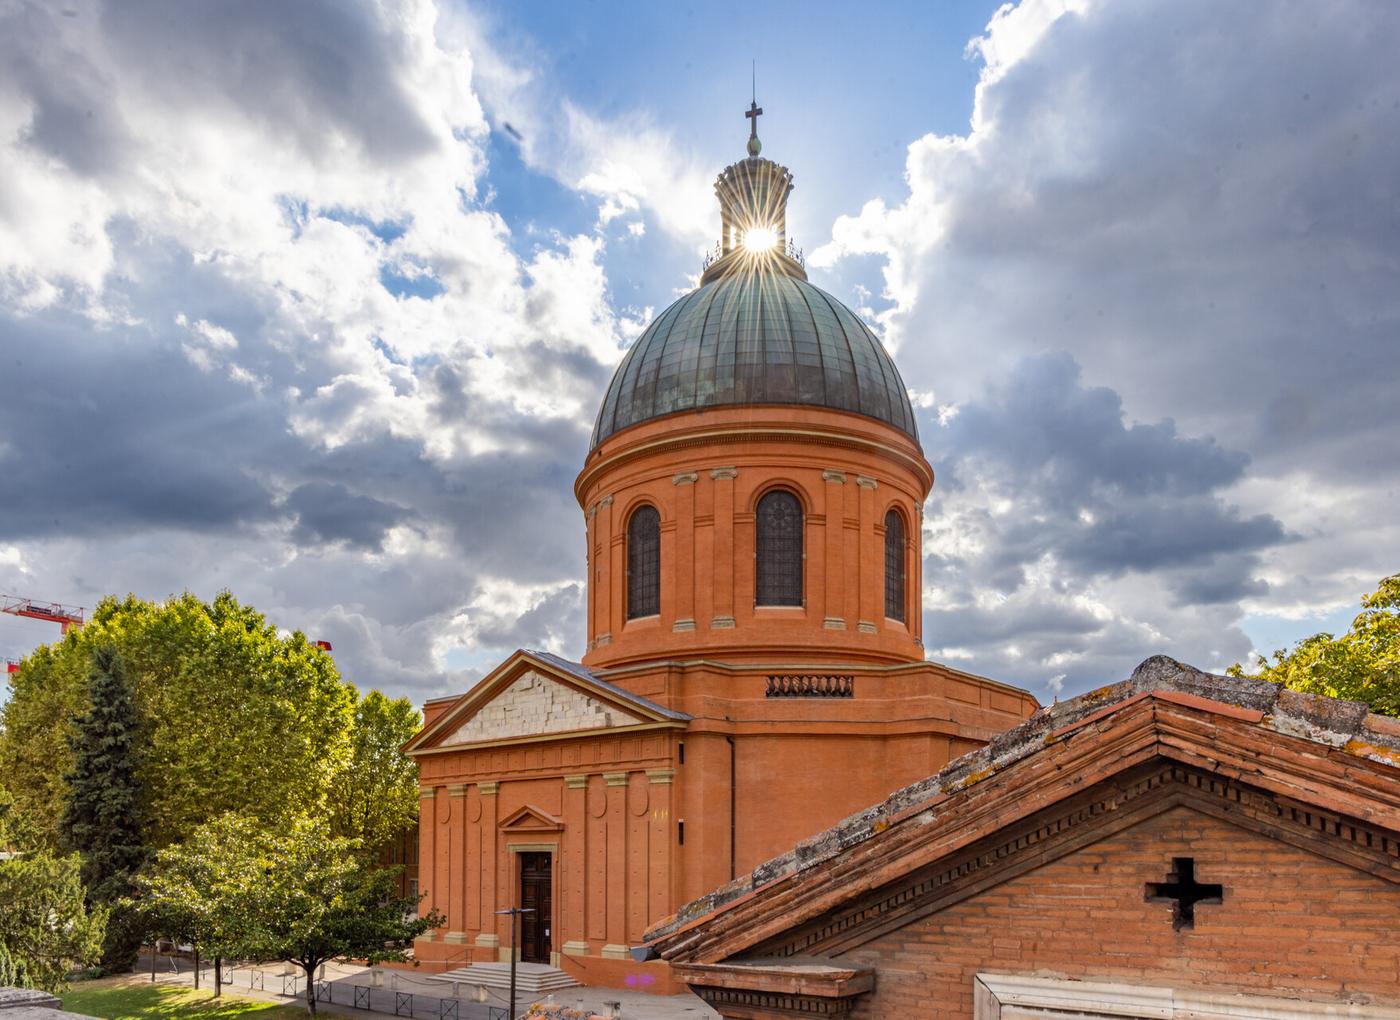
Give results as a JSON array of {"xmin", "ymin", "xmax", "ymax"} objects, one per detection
[
  {"xmin": 214, "ymin": 957, "xmax": 222, "ymax": 998},
  {"xmin": 303, "ymin": 962, "xmax": 318, "ymax": 1016},
  {"xmin": 193, "ymin": 947, "xmax": 199, "ymax": 990}
]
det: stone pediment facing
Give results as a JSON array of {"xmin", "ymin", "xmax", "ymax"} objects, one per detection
[
  {"xmin": 403, "ymin": 650, "xmax": 689, "ymax": 755},
  {"xmin": 441, "ymin": 668, "xmax": 638, "ymax": 745},
  {"xmin": 499, "ymin": 804, "xmax": 564, "ymax": 833}
]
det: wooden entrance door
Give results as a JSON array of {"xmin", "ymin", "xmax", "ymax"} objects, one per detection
[{"xmin": 518, "ymin": 852, "xmax": 552, "ymax": 963}]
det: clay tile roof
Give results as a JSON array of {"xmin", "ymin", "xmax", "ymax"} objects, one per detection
[{"xmin": 645, "ymin": 654, "xmax": 1400, "ymax": 950}]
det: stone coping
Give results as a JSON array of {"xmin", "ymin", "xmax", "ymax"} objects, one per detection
[{"xmin": 0, "ymin": 988, "xmax": 97, "ymax": 1020}]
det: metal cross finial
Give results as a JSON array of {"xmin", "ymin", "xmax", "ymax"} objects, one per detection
[{"xmin": 745, "ymin": 98, "xmax": 763, "ymax": 156}]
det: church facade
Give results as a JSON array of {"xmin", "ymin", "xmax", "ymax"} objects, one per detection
[{"xmin": 402, "ymin": 112, "xmax": 1038, "ymax": 991}]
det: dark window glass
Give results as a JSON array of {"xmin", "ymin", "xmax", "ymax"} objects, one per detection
[
  {"xmin": 756, "ymin": 491, "xmax": 803, "ymax": 606},
  {"xmin": 884, "ymin": 509, "xmax": 906, "ymax": 622},
  {"xmin": 627, "ymin": 506, "xmax": 661, "ymax": 619}
]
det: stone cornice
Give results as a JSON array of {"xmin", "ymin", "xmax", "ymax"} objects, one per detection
[
  {"xmin": 575, "ymin": 418, "xmax": 933, "ymax": 505},
  {"xmin": 593, "ymin": 654, "xmax": 1035, "ymax": 698}
]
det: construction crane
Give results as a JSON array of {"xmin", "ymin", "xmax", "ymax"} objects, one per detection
[
  {"xmin": 2, "ymin": 594, "xmax": 330, "ymax": 674},
  {"xmin": 1, "ymin": 593, "xmax": 86, "ymax": 635},
  {"xmin": 1, "ymin": 593, "xmax": 84, "ymax": 678}
]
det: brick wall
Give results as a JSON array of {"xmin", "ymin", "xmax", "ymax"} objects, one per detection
[{"xmin": 843, "ymin": 805, "xmax": 1400, "ymax": 1018}]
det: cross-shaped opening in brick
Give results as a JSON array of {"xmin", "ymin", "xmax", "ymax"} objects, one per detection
[{"xmin": 1145, "ymin": 856, "xmax": 1222, "ymax": 930}]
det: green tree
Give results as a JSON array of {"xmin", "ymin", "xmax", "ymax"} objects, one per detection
[
  {"xmin": 0, "ymin": 591, "xmax": 356, "ymax": 849},
  {"xmin": 138, "ymin": 814, "xmax": 440, "ymax": 1016},
  {"xmin": 132, "ymin": 815, "xmax": 256, "ymax": 998},
  {"xmin": 59, "ymin": 646, "xmax": 148, "ymax": 972},
  {"xmin": 0, "ymin": 787, "xmax": 105, "ymax": 992},
  {"xmin": 329, "ymin": 691, "xmax": 421, "ymax": 859},
  {"xmin": 1230, "ymin": 573, "xmax": 1400, "ymax": 716}
]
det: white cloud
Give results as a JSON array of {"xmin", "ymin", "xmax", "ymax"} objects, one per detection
[
  {"xmin": 0, "ymin": 0, "xmax": 644, "ymax": 699},
  {"xmin": 454, "ymin": 8, "xmax": 713, "ymax": 249},
  {"xmin": 816, "ymin": 0, "xmax": 1400, "ymax": 695}
]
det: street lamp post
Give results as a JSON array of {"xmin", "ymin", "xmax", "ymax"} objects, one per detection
[{"xmin": 494, "ymin": 906, "xmax": 534, "ymax": 1019}]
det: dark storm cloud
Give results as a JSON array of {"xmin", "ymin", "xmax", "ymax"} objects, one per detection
[
  {"xmin": 99, "ymin": 0, "xmax": 440, "ymax": 164},
  {"xmin": 928, "ymin": 597, "xmax": 1106, "ymax": 647},
  {"xmin": 0, "ymin": 311, "xmax": 285, "ymax": 539},
  {"xmin": 877, "ymin": 1, "xmax": 1400, "ymax": 483},
  {"xmin": 1063, "ymin": 501, "xmax": 1285, "ymax": 576},
  {"xmin": 942, "ymin": 355, "xmax": 1249, "ymax": 505},
  {"xmin": 930, "ymin": 355, "xmax": 1287, "ymax": 598},
  {"xmin": 1166, "ymin": 556, "xmax": 1271, "ymax": 607},
  {"xmin": 0, "ymin": 4, "xmax": 132, "ymax": 177},
  {"xmin": 284, "ymin": 482, "xmax": 414, "ymax": 551},
  {"xmin": 921, "ymin": 353, "xmax": 1287, "ymax": 689}
]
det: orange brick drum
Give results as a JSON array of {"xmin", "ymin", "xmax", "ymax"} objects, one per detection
[{"xmin": 577, "ymin": 403, "xmax": 933, "ymax": 669}]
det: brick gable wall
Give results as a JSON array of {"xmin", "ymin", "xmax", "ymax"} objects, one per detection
[{"xmin": 842, "ymin": 805, "xmax": 1400, "ymax": 1018}]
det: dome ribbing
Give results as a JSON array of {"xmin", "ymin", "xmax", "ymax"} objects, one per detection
[{"xmin": 590, "ymin": 269, "xmax": 918, "ymax": 448}]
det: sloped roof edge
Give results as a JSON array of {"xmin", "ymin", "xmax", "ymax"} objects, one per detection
[
  {"xmin": 525, "ymin": 648, "xmax": 691, "ymax": 722},
  {"xmin": 402, "ymin": 648, "xmax": 690, "ymax": 753},
  {"xmin": 645, "ymin": 655, "xmax": 1400, "ymax": 950}
]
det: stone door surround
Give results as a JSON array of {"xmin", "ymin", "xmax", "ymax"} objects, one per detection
[{"xmin": 974, "ymin": 974, "xmax": 1400, "ymax": 1019}]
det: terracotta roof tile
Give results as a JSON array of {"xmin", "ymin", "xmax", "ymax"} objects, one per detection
[{"xmin": 645, "ymin": 654, "xmax": 1400, "ymax": 946}]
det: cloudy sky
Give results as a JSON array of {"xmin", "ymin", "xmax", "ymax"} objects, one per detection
[{"xmin": 1, "ymin": 0, "xmax": 1397, "ymax": 706}]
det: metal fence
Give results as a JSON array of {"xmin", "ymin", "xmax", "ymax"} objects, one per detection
[{"xmin": 202, "ymin": 963, "xmax": 527, "ymax": 1020}]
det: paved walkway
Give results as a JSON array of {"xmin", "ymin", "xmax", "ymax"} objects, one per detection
[{"xmin": 137, "ymin": 954, "xmax": 718, "ymax": 1020}]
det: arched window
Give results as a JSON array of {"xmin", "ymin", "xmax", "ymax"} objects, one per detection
[
  {"xmin": 755, "ymin": 490, "xmax": 803, "ymax": 606},
  {"xmin": 627, "ymin": 505, "xmax": 661, "ymax": 619},
  {"xmin": 884, "ymin": 509, "xmax": 906, "ymax": 622}
]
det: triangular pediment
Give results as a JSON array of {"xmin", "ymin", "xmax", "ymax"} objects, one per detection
[
  {"xmin": 438, "ymin": 668, "xmax": 645, "ymax": 746},
  {"xmin": 499, "ymin": 804, "xmax": 564, "ymax": 832},
  {"xmin": 403, "ymin": 650, "xmax": 686, "ymax": 754}
]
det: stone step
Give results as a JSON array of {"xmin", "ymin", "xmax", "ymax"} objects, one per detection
[{"xmin": 428, "ymin": 962, "xmax": 579, "ymax": 995}]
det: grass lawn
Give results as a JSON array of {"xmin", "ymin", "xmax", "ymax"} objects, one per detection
[{"xmin": 63, "ymin": 977, "xmax": 314, "ymax": 1020}]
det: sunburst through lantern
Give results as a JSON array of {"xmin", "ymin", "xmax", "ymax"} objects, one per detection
[{"xmin": 742, "ymin": 226, "xmax": 779, "ymax": 253}]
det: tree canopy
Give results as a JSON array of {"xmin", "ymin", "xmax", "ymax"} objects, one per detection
[
  {"xmin": 136, "ymin": 813, "xmax": 440, "ymax": 1015},
  {"xmin": 329, "ymin": 690, "xmax": 422, "ymax": 858},
  {"xmin": 1, "ymin": 591, "xmax": 358, "ymax": 849},
  {"xmin": 1230, "ymin": 572, "xmax": 1400, "ymax": 716},
  {"xmin": 1, "ymin": 590, "xmax": 425, "ymax": 979},
  {"xmin": 0, "ymin": 786, "xmax": 105, "ymax": 992},
  {"xmin": 59, "ymin": 646, "xmax": 148, "ymax": 971}
]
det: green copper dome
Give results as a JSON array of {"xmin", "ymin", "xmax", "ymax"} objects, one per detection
[{"xmin": 590, "ymin": 267, "xmax": 919, "ymax": 448}]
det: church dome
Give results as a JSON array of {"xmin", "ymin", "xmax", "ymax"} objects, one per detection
[
  {"xmin": 590, "ymin": 269, "xmax": 919, "ymax": 448},
  {"xmin": 577, "ymin": 106, "xmax": 934, "ymax": 672}
]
